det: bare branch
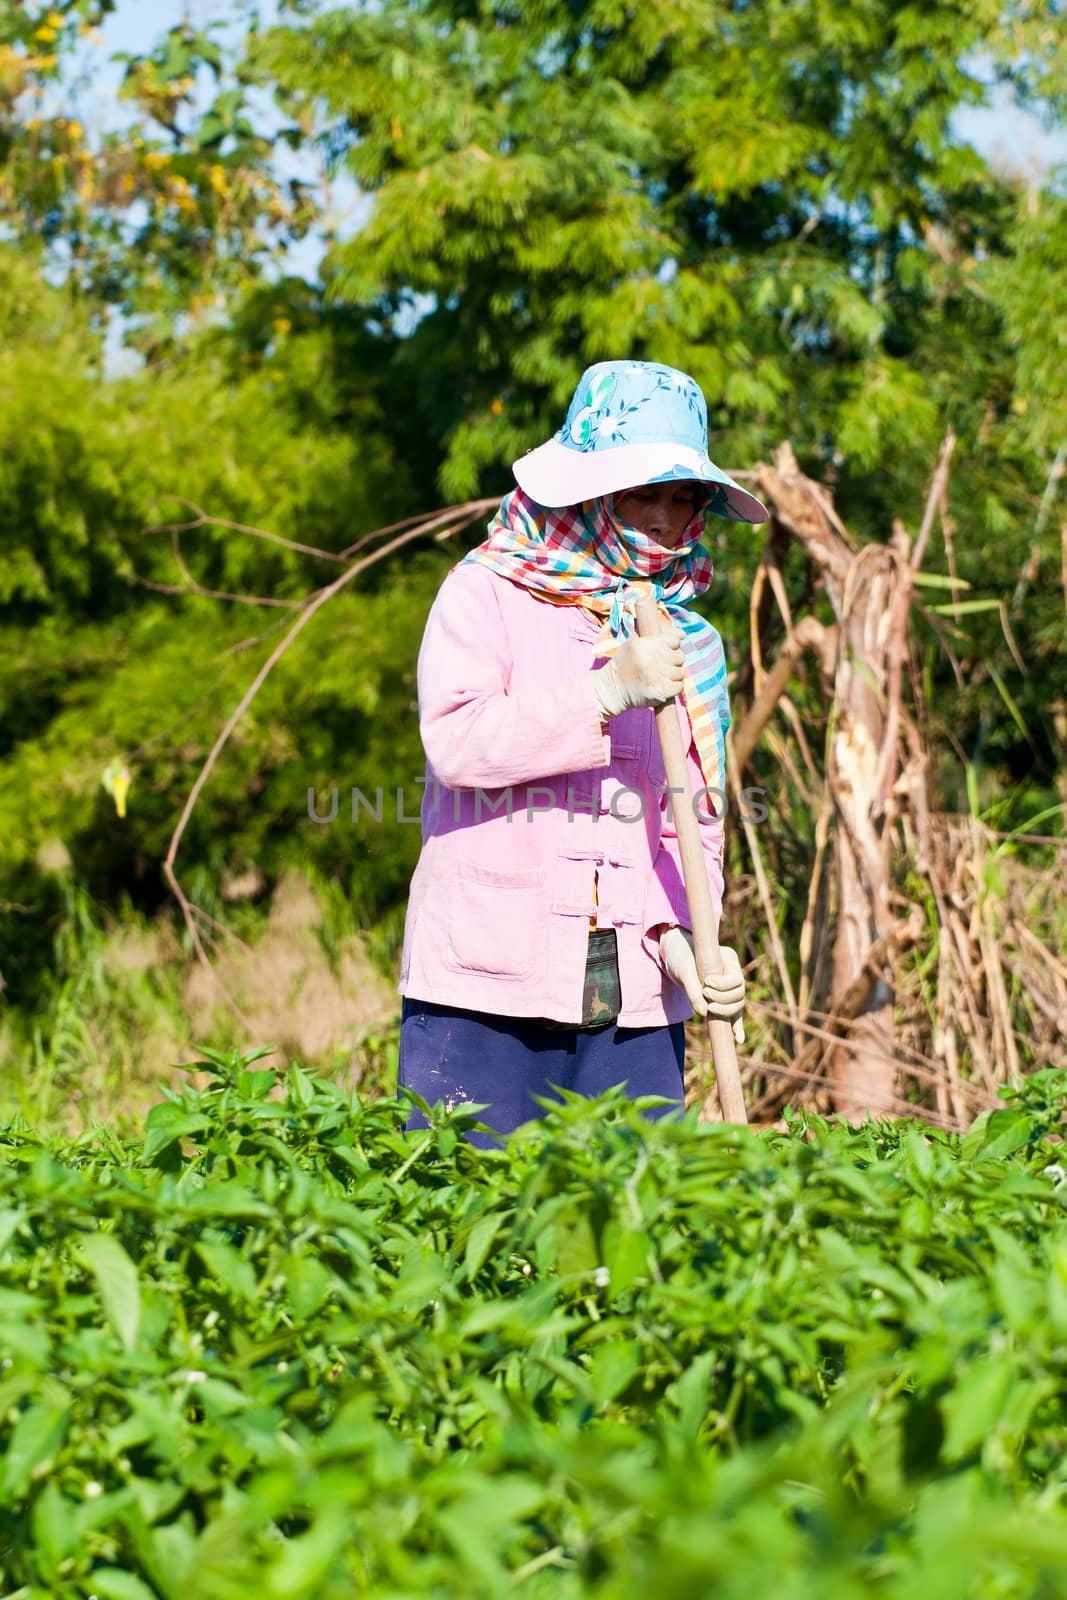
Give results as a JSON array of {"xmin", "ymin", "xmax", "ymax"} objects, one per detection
[
  {"xmin": 162, "ymin": 500, "xmax": 492, "ymax": 1027},
  {"xmin": 144, "ymin": 495, "xmax": 350, "ymax": 563},
  {"xmin": 127, "ymin": 570, "xmax": 303, "ymax": 609}
]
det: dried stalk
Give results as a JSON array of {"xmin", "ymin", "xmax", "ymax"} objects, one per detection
[
  {"xmin": 797, "ymin": 780, "xmax": 835, "ymax": 1019},
  {"xmin": 877, "ymin": 431, "xmax": 955, "ymax": 806},
  {"xmin": 726, "ymin": 727, "xmax": 800, "ymax": 1029}
]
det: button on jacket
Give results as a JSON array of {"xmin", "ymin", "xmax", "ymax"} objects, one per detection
[{"xmin": 397, "ymin": 561, "xmax": 727, "ymax": 1028}]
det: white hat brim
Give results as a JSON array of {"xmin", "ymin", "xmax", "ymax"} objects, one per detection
[{"xmin": 512, "ymin": 438, "xmax": 768, "ymax": 524}]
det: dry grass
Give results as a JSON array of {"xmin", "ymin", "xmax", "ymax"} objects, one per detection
[{"xmin": 0, "ymin": 868, "xmax": 402, "ymax": 1136}]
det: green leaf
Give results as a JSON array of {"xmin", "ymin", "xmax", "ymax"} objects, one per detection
[
  {"xmin": 599, "ymin": 1219, "xmax": 649, "ymax": 1293},
  {"xmin": 1, "ymin": 1404, "xmax": 69, "ymax": 1499},
  {"xmin": 31, "ymin": 1480, "xmax": 76, "ymax": 1563},
  {"xmin": 283, "ymin": 1252, "xmax": 335, "ymax": 1318},
  {"xmin": 929, "ymin": 597, "xmax": 1004, "ymax": 615},
  {"xmin": 265, "ymin": 1507, "xmax": 351, "ymax": 1599},
  {"xmin": 84, "ymin": 1571, "xmax": 159, "ymax": 1600},
  {"xmin": 554, "ymin": 1208, "xmax": 599, "ymax": 1277},
  {"xmin": 1050, "ymin": 1233, "xmax": 1067, "ymax": 1336},
  {"xmin": 987, "ymin": 661, "xmax": 1032, "ymax": 744},
  {"xmin": 76, "ymin": 1232, "xmax": 142, "ymax": 1352},
  {"xmin": 458, "ymin": 1299, "xmax": 517, "ymax": 1338},
  {"xmin": 237, "ymin": 1068, "xmax": 279, "ymax": 1101},
  {"xmin": 287, "ymin": 1064, "xmax": 318, "ymax": 1107},
  {"xmin": 588, "ymin": 1335, "xmax": 643, "ymax": 1406},
  {"xmin": 990, "ymin": 1227, "xmax": 1042, "ymax": 1334},
  {"xmin": 196, "ymin": 113, "xmax": 226, "ymax": 150},
  {"xmin": 670, "ymin": 1348, "xmax": 717, "ymax": 1440},
  {"xmin": 179, "ymin": 1182, "xmax": 273, "ymax": 1219},
  {"xmin": 197, "ymin": 1378, "xmax": 253, "ymax": 1416},
  {"xmin": 962, "ymin": 1108, "xmax": 1031, "ymax": 1163},
  {"xmin": 195, "ymin": 1238, "xmax": 258, "ymax": 1302},
  {"xmin": 143, "ymin": 1102, "xmax": 211, "ymax": 1164},
  {"xmin": 941, "ymin": 1360, "xmax": 1014, "ymax": 1463},
  {"xmin": 0, "ymin": 1207, "xmax": 25, "ymax": 1256},
  {"xmin": 911, "ymin": 572, "xmax": 971, "ymax": 589},
  {"xmin": 993, "ymin": 802, "xmax": 1065, "ymax": 844},
  {"xmin": 816, "ymin": 1228, "xmax": 860, "ymax": 1270},
  {"xmin": 463, "ymin": 1211, "xmax": 504, "ymax": 1283},
  {"xmin": 905, "ymin": 1127, "xmax": 935, "ymax": 1181}
]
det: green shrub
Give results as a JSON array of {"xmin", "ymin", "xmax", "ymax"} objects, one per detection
[{"xmin": 1, "ymin": 1053, "xmax": 1066, "ymax": 1596}]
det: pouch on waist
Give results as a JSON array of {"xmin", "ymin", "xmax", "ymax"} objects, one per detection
[{"xmin": 540, "ymin": 928, "xmax": 621, "ymax": 1032}]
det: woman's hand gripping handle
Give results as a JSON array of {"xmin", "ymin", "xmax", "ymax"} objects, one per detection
[
  {"xmin": 633, "ymin": 595, "xmax": 748, "ymax": 1127},
  {"xmin": 592, "ymin": 629, "xmax": 686, "ymax": 720}
]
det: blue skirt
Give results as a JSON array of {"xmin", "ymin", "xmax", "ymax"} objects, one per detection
[{"xmin": 397, "ymin": 997, "xmax": 686, "ymax": 1149}]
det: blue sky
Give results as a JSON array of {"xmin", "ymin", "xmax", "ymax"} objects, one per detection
[{"xmin": 44, "ymin": 0, "xmax": 1067, "ymax": 319}]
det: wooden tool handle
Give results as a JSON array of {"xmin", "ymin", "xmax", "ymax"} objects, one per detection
[{"xmin": 634, "ymin": 594, "xmax": 748, "ymax": 1126}]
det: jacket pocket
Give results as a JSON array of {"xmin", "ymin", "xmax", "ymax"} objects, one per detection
[
  {"xmin": 608, "ymin": 705, "xmax": 647, "ymax": 768},
  {"xmin": 442, "ymin": 861, "xmax": 544, "ymax": 978}
]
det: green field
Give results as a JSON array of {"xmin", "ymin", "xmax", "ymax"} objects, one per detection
[{"xmin": 3, "ymin": 1052, "xmax": 1067, "ymax": 1598}]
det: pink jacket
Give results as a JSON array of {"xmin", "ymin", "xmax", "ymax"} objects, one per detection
[{"xmin": 397, "ymin": 561, "xmax": 726, "ymax": 1027}]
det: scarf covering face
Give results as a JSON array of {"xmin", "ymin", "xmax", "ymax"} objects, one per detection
[{"xmin": 456, "ymin": 485, "xmax": 730, "ymax": 805}]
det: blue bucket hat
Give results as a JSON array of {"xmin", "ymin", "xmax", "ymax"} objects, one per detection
[{"xmin": 512, "ymin": 358, "xmax": 768, "ymax": 523}]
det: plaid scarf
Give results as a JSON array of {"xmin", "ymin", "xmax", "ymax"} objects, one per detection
[{"xmin": 456, "ymin": 485, "xmax": 730, "ymax": 803}]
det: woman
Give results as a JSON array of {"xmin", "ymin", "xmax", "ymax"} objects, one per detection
[{"xmin": 396, "ymin": 359, "xmax": 768, "ymax": 1149}]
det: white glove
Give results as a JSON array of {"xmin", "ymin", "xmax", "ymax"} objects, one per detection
[
  {"xmin": 592, "ymin": 629, "xmax": 686, "ymax": 720},
  {"xmin": 657, "ymin": 926, "xmax": 746, "ymax": 1042}
]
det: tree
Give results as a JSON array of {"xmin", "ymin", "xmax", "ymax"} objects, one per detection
[
  {"xmin": 250, "ymin": 0, "xmax": 1067, "ymax": 802},
  {"xmin": 1, "ymin": 1, "xmax": 314, "ymax": 348}
]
